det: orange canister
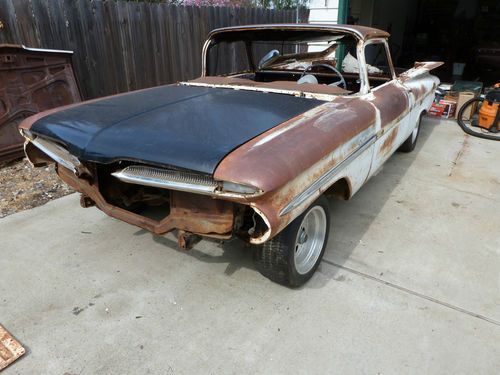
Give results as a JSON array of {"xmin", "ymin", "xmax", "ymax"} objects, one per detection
[{"xmin": 478, "ymin": 88, "xmax": 500, "ymax": 130}]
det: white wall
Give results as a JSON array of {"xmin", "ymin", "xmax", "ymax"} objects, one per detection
[
  {"xmin": 308, "ymin": 0, "xmax": 340, "ymax": 52},
  {"xmin": 308, "ymin": 0, "xmax": 340, "ymax": 24}
]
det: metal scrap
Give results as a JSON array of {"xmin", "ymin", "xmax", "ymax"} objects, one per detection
[
  {"xmin": 0, "ymin": 324, "xmax": 25, "ymax": 370},
  {"xmin": 0, "ymin": 44, "xmax": 81, "ymax": 163}
]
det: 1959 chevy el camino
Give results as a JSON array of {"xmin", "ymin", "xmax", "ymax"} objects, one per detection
[{"xmin": 20, "ymin": 24, "xmax": 441, "ymax": 286}]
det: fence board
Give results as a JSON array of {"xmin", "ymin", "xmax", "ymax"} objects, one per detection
[
  {"xmin": 45, "ymin": 0, "xmax": 71, "ymax": 50},
  {"xmin": 103, "ymin": 1, "xmax": 126, "ymax": 94},
  {"xmin": 0, "ymin": 0, "xmax": 308, "ymax": 99},
  {"xmin": 155, "ymin": 4, "xmax": 169, "ymax": 84},
  {"xmin": 12, "ymin": 0, "xmax": 40, "ymax": 47},
  {"xmin": 0, "ymin": 0, "xmax": 20, "ymax": 44}
]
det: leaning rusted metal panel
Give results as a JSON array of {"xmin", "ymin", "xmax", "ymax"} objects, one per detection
[{"xmin": 0, "ymin": 45, "xmax": 81, "ymax": 163}]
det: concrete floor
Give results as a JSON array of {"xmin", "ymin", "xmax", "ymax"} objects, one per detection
[{"xmin": 1, "ymin": 117, "xmax": 499, "ymax": 374}]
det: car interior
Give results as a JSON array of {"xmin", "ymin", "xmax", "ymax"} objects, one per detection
[{"xmin": 195, "ymin": 31, "xmax": 394, "ymax": 96}]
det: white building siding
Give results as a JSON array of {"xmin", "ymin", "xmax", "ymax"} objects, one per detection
[
  {"xmin": 308, "ymin": 0, "xmax": 340, "ymax": 51},
  {"xmin": 309, "ymin": 0, "xmax": 340, "ymax": 24}
]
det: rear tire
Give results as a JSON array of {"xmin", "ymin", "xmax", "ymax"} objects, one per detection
[
  {"xmin": 399, "ymin": 112, "xmax": 423, "ymax": 153},
  {"xmin": 253, "ymin": 196, "xmax": 330, "ymax": 287}
]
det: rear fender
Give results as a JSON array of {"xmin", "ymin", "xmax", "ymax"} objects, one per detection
[{"xmin": 398, "ymin": 61, "xmax": 443, "ymax": 82}]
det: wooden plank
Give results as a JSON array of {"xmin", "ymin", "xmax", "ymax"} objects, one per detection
[
  {"xmin": 80, "ymin": 0, "xmax": 102, "ymax": 97},
  {"xmin": 171, "ymin": 5, "xmax": 184, "ymax": 82},
  {"xmin": 60, "ymin": 0, "xmax": 91, "ymax": 98},
  {"xmin": 199, "ymin": 6, "xmax": 210, "ymax": 77},
  {"xmin": 147, "ymin": 2, "xmax": 160, "ymax": 86},
  {"xmin": 45, "ymin": 0, "xmax": 71, "ymax": 50},
  {"xmin": 143, "ymin": 2, "xmax": 158, "ymax": 87},
  {"xmin": 207, "ymin": 5, "xmax": 216, "ymax": 38},
  {"xmin": 103, "ymin": 0, "xmax": 127, "ymax": 94},
  {"xmin": 207, "ymin": 5, "xmax": 216, "ymax": 75},
  {"xmin": 0, "ymin": 0, "xmax": 21, "ymax": 44},
  {"xmin": 156, "ymin": 3, "xmax": 170, "ymax": 85},
  {"xmin": 30, "ymin": 0, "xmax": 54, "ymax": 48},
  {"xmin": 164, "ymin": 4, "xmax": 177, "ymax": 84},
  {"xmin": 126, "ymin": 2, "xmax": 143, "ymax": 90},
  {"xmin": 180, "ymin": 6, "xmax": 193, "ymax": 81},
  {"xmin": 12, "ymin": 0, "xmax": 40, "ymax": 47},
  {"xmin": 116, "ymin": 0, "xmax": 134, "ymax": 92},
  {"xmin": 190, "ymin": 5, "xmax": 202, "ymax": 79},
  {"xmin": 91, "ymin": 0, "xmax": 116, "ymax": 97}
]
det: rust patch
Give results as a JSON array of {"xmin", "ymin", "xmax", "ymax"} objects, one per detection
[
  {"xmin": 178, "ymin": 230, "xmax": 202, "ymax": 250},
  {"xmin": 413, "ymin": 83, "xmax": 427, "ymax": 100},
  {"xmin": 0, "ymin": 324, "xmax": 25, "ymax": 371},
  {"xmin": 413, "ymin": 61, "xmax": 444, "ymax": 71},
  {"xmin": 380, "ymin": 126, "xmax": 399, "ymax": 155},
  {"xmin": 208, "ymin": 24, "xmax": 390, "ymax": 42},
  {"xmin": 214, "ymin": 95, "xmax": 378, "ymax": 241},
  {"xmin": 170, "ymin": 191, "xmax": 234, "ymax": 235},
  {"xmin": 57, "ymin": 165, "xmax": 233, "ymax": 237},
  {"xmin": 398, "ymin": 61, "xmax": 443, "ymax": 82},
  {"xmin": 370, "ymin": 82, "xmax": 408, "ymax": 126},
  {"xmin": 214, "ymin": 96, "xmax": 376, "ymax": 193}
]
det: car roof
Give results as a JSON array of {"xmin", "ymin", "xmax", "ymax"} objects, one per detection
[{"xmin": 207, "ymin": 23, "xmax": 390, "ymax": 42}]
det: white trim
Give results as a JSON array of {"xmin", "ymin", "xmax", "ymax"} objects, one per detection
[
  {"xmin": 280, "ymin": 134, "xmax": 376, "ymax": 216},
  {"xmin": 20, "ymin": 45, "xmax": 73, "ymax": 55},
  {"xmin": 180, "ymin": 81, "xmax": 337, "ymax": 102}
]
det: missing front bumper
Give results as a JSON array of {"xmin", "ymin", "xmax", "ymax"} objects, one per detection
[{"xmin": 57, "ymin": 165, "xmax": 235, "ymax": 238}]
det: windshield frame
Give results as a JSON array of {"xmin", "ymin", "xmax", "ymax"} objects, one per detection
[{"xmin": 200, "ymin": 26, "xmax": 386, "ymax": 96}]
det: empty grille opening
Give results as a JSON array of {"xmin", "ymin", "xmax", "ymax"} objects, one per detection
[{"xmin": 97, "ymin": 163, "xmax": 171, "ymax": 221}]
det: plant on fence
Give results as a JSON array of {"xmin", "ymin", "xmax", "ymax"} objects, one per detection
[
  {"xmin": 123, "ymin": 0, "xmax": 308, "ymax": 9},
  {"xmin": 256, "ymin": 0, "xmax": 308, "ymax": 9},
  {"xmin": 182, "ymin": 0, "xmax": 254, "ymax": 6}
]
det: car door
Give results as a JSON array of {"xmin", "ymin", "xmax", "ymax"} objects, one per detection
[{"xmin": 363, "ymin": 39, "xmax": 412, "ymax": 176}]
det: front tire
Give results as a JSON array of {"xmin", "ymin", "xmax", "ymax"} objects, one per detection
[
  {"xmin": 253, "ymin": 196, "xmax": 330, "ymax": 287},
  {"xmin": 399, "ymin": 112, "xmax": 423, "ymax": 153}
]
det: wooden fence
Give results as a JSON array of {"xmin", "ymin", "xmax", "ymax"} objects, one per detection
[{"xmin": 0, "ymin": 0, "xmax": 308, "ymax": 99}]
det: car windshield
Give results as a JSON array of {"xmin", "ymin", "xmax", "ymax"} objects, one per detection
[{"xmin": 203, "ymin": 29, "xmax": 363, "ymax": 94}]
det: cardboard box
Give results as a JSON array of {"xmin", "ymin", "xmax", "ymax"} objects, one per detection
[
  {"xmin": 429, "ymin": 99, "xmax": 457, "ymax": 118},
  {"xmin": 452, "ymin": 80, "xmax": 482, "ymax": 96},
  {"xmin": 455, "ymin": 91, "xmax": 476, "ymax": 120}
]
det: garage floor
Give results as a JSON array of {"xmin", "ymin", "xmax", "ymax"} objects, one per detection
[{"xmin": 1, "ymin": 117, "xmax": 499, "ymax": 374}]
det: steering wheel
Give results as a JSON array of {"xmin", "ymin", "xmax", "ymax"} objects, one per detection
[{"xmin": 300, "ymin": 63, "xmax": 347, "ymax": 89}]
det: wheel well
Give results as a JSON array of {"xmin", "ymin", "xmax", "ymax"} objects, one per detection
[{"xmin": 324, "ymin": 178, "xmax": 351, "ymax": 200}]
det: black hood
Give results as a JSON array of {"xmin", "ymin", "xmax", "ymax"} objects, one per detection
[{"xmin": 31, "ymin": 84, "xmax": 322, "ymax": 174}]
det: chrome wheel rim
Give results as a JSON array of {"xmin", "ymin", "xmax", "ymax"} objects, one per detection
[
  {"xmin": 294, "ymin": 206, "xmax": 327, "ymax": 275},
  {"xmin": 411, "ymin": 118, "xmax": 421, "ymax": 143}
]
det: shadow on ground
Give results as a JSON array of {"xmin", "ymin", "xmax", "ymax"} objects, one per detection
[{"xmin": 138, "ymin": 119, "xmax": 438, "ymax": 288}]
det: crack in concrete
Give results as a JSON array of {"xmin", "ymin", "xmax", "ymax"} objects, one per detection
[
  {"xmin": 321, "ymin": 257, "xmax": 500, "ymax": 327},
  {"xmin": 448, "ymin": 136, "xmax": 469, "ymax": 177}
]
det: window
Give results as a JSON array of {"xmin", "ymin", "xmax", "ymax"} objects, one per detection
[
  {"xmin": 207, "ymin": 41, "xmax": 250, "ymax": 76},
  {"xmin": 364, "ymin": 42, "xmax": 394, "ymax": 86}
]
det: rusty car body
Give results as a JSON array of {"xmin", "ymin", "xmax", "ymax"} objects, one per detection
[
  {"xmin": 0, "ymin": 45, "xmax": 81, "ymax": 163},
  {"xmin": 19, "ymin": 24, "xmax": 441, "ymax": 286}
]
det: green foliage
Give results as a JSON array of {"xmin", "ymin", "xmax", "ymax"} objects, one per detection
[
  {"xmin": 119, "ymin": 0, "xmax": 308, "ymax": 9},
  {"xmin": 257, "ymin": 0, "xmax": 308, "ymax": 9}
]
